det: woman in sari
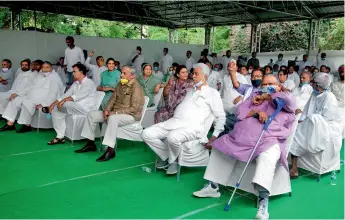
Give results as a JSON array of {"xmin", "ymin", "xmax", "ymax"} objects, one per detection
[
  {"xmin": 154, "ymin": 65, "xmax": 194, "ymax": 123},
  {"xmin": 98, "ymin": 58, "xmax": 121, "ymax": 110}
]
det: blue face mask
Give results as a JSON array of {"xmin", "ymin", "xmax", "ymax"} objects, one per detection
[
  {"xmin": 251, "ymin": 79, "xmax": 262, "ymax": 88},
  {"xmin": 213, "ymin": 68, "xmax": 218, "ymax": 72},
  {"xmin": 46, "ymin": 113, "xmax": 52, "ymax": 120},
  {"xmin": 260, "ymin": 85, "xmax": 277, "ymax": 94},
  {"xmin": 153, "ymin": 67, "xmax": 159, "ymax": 71},
  {"xmin": 313, "ymin": 88, "xmax": 321, "ymax": 96}
]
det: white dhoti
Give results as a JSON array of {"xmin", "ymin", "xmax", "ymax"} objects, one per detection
[
  {"xmin": 2, "ymin": 96, "xmax": 26, "ymax": 122},
  {"xmin": 290, "ymin": 114, "xmax": 342, "ymax": 157},
  {"xmin": 142, "ymin": 122, "xmax": 200, "ymax": 164},
  {"xmin": 52, "ymin": 102, "xmax": 89, "ymax": 139},
  {"xmin": 0, "ymin": 92, "xmax": 11, "ymax": 114},
  {"xmin": 204, "ymin": 144, "xmax": 280, "ymax": 193},
  {"xmin": 81, "ymin": 111, "xmax": 135, "ymax": 148}
]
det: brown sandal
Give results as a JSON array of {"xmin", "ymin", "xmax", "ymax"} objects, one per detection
[{"xmin": 48, "ymin": 138, "xmax": 66, "ymax": 145}]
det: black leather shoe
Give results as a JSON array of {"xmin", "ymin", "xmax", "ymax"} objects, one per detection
[
  {"xmin": 0, "ymin": 124, "xmax": 15, "ymax": 132},
  {"xmin": 16, "ymin": 125, "xmax": 32, "ymax": 133},
  {"xmin": 75, "ymin": 143, "xmax": 97, "ymax": 153},
  {"xmin": 96, "ymin": 148, "xmax": 116, "ymax": 162}
]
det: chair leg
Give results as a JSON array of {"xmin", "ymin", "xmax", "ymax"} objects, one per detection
[
  {"xmin": 177, "ymin": 164, "xmax": 181, "ymax": 181},
  {"xmin": 37, "ymin": 112, "xmax": 40, "ymax": 133}
]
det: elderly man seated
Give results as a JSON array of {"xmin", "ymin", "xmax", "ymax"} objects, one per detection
[
  {"xmin": 142, "ymin": 63, "xmax": 226, "ymax": 175},
  {"xmin": 0, "ymin": 59, "xmax": 14, "ymax": 92},
  {"xmin": 330, "ymin": 65, "xmax": 344, "ymax": 137},
  {"xmin": 193, "ymin": 74, "xmax": 296, "ymax": 220},
  {"xmin": 293, "ymin": 71, "xmax": 313, "ymax": 116},
  {"xmin": 77, "ymin": 66, "xmax": 145, "ymax": 162},
  {"xmin": 0, "ymin": 59, "xmax": 36, "ymax": 115},
  {"xmin": 290, "ymin": 72, "xmax": 342, "ymax": 178},
  {"xmin": 0, "ymin": 61, "xmax": 63, "ymax": 132},
  {"xmin": 47, "ymin": 63, "xmax": 96, "ymax": 145}
]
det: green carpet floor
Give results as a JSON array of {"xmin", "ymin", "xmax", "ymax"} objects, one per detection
[{"xmin": 0, "ymin": 121, "xmax": 343, "ymax": 219}]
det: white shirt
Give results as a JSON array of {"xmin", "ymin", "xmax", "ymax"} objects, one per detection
[
  {"xmin": 296, "ymin": 60, "xmax": 314, "ymax": 74},
  {"xmin": 84, "ymin": 57, "xmax": 107, "ymax": 87},
  {"xmin": 15, "ymin": 67, "xmax": 22, "ymax": 78},
  {"xmin": 160, "ymin": 54, "xmax": 173, "ymax": 73},
  {"xmin": 8, "ymin": 70, "xmax": 37, "ymax": 96},
  {"xmin": 172, "ymin": 85, "xmax": 226, "ymax": 137},
  {"xmin": 282, "ymin": 79, "xmax": 296, "ymax": 92},
  {"xmin": 152, "ymin": 70, "xmax": 164, "ymax": 80},
  {"xmin": 186, "ymin": 57, "xmax": 196, "ymax": 72},
  {"xmin": 132, "ymin": 54, "xmax": 144, "ymax": 75},
  {"xmin": 244, "ymin": 74, "xmax": 252, "ymax": 85},
  {"xmin": 288, "ymin": 72, "xmax": 300, "ymax": 89},
  {"xmin": 316, "ymin": 54, "xmax": 330, "ymax": 69},
  {"xmin": 331, "ymin": 81, "xmax": 344, "ymax": 108},
  {"xmin": 222, "ymin": 56, "xmax": 235, "ymax": 69},
  {"xmin": 292, "ymin": 84, "xmax": 313, "ymax": 111},
  {"xmin": 59, "ymin": 77, "xmax": 96, "ymax": 110},
  {"xmin": 221, "ymin": 72, "xmax": 248, "ymax": 114},
  {"xmin": 207, "ymin": 70, "xmax": 222, "ymax": 90},
  {"xmin": 0, "ymin": 68, "xmax": 14, "ymax": 92},
  {"xmin": 64, "ymin": 45, "xmax": 85, "ymax": 72},
  {"xmin": 274, "ymin": 59, "xmax": 287, "ymax": 68}
]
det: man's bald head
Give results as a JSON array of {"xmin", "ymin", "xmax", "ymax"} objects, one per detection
[{"xmin": 300, "ymin": 71, "xmax": 311, "ymax": 84}]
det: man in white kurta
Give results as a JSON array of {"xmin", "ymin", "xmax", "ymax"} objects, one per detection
[
  {"xmin": 142, "ymin": 63, "xmax": 226, "ymax": 175},
  {"xmin": 274, "ymin": 53, "xmax": 287, "ymax": 68},
  {"xmin": 316, "ymin": 50, "xmax": 329, "ymax": 69},
  {"xmin": 221, "ymin": 50, "xmax": 234, "ymax": 70},
  {"xmin": 131, "ymin": 46, "xmax": 145, "ymax": 75},
  {"xmin": 287, "ymin": 65, "xmax": 300, "ymax": 89},
  {"xmin": 278, "ymin": 70, "xmax": 296, "ymax": 92},
  {"xmin": 0, "ymin": 62, "xmax": 64, "ymax": 132},
  {"xmin": 330, "ymin": 65, "xmax": 344, "ymax": 137},
  {"xmin": 185, "ymin": 50, "xmax": 196, "ymax": 72},
  {"xmin": 0, "ymin": 59, "xmax": 14, "ymax": 92},
  {"xmin": 292, "ymin": 72, "xmax": 313, "ymax": 116},
  {"xmin": 296, "ymin": 54, "xmax": 313, "ymax": 75},
  {"xmin": 0, "ymin": 59, "xmax": 36, "ymax": 115},
  {"xmin": 48, "ymin": 64, "xmax": 96, "ymax": 144},
  {"xmin": 205, "ymin": 61, "xmax": 221, "ymax": 91},
  {"xmin": 290, "ymin": 72, "xmax": 342, "ymax": 178},
  {"xmin": 159, "ymin": 48, "xmax": 173, "ymax": 73},
  {"xmin": 64, "ymin": 36, "xmax": 85, "ymax": 85},
  {"xmin": 85, "ymin": 51, "xmax": 107, "ymax": 87}
]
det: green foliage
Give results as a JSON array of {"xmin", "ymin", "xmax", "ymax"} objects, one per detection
[{"xmin": 0, "ymin": 7, "xmax": 343, "ymax": 52}]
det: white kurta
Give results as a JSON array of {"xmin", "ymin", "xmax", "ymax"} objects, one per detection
[
  {"xmin": 64, "ymin": 45, "xmax": 85, "ymax": 72},
  {"xmin": 221, "ymin": 72, "xmax": 248, "ymax": 114},
  {"xmin": 186, "ymin": 57, "xmax": 196, "ymax": 72},
  {"xmin": 0, "ymin": 70, "xmax": 37, "ymax": 114},
  {"xmin": 331, "ymin": 81, "xmax": 345, "ymax": 137},
  {"xmin": 142, "ymin": 85, "xmax": 226, "ymax": 163},
  {"xmin": 132, "ymin": 54, "xmax": 144, "ymax": 75},
  {"xmin": 274, "ymin": 59, "xmax": 287, "ymax": 68},
  {"xmin": 152, "ymin": 70, "xmax": 164, "ymax": 80},
  {"xmin": 207, "ymin": 70, "xmax": 222, "ymax": 90},
  {"xmin": 296, "ymin": 60, "xmax": 314, "ymax": 74},
  {"xmin": 84, "ymin": 57, "xmax": 107, "ymax": 87},
  {"xmin": 290, "ymin": 91, "xmax": 342, "ymax": 157},
  {"xmin": 316, "ymin": 56, "xmax": 330, "ymax": 69},
  {"xmin": 292, "ymin": 84, "xmax": 313, "ymax": 111},
  {"xmin": 160, "ymin": 54, "xmax": 173, "ymax": 73},
  {"xmin": 221, "ymin": 56, "xmax": 235, "ymax": 70},
  {"xmin": 282, "ymin": 79, "xmax": 296, "ymax": 92},
  {"xmin": 288, "ymin": 72, "xmax": 300, "ymax": 89},
  {"xmin": 0, "ymin": 68, "xmax": 14, "ymax": 92}
]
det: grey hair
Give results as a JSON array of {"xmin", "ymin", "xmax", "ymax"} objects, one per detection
[
  {"xmin": 122, "ymin": 65, "xmax": 136, "ymax": 75},
  {"xmin": 192, "ymin": 63, "xmax": 210, "ymax": 76},
  {"xmin": 263, "ymin": 74, "xmax": 279, "ymax": 84}
]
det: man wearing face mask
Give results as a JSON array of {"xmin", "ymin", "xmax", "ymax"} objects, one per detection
[
  {"xmin": 77, "ymin": 66, "xmax": 144, "ymax": 162},
  {"xmin": 0, "ymin": 61, "xmax": 64, "ymax": 133},
  {"xmin": 131, "ymin": 46, "xmax": 145, "ymax": 75},
  {"xmin": 287, "ymin": 65, "xmax": 300, "ymax": 88},
  {"xmin": 194, "ymin": 74, "xmax": 296, "ymax": 220},
  {"xmin": 205, "ymin": 61, "xmax": 222, "ymax": 91},
  {"xmin": 0, "ymin": 59, "xmax": 36, "ymax": 116},
  {"xmin": 142, "ymin": 63, "xmax": 226, "ymax": 175},
  {"xmin": 152, "ymin": 62, "xmax": 163, "ymax": 80},
  {"xmin": 292, "ymin": 72, "xmax": 313, "ymax": 116},
  {"xmin": 290, "ymin": 72, "xmax": 341, "ymax": 179},
  {"xmin": 330, "ymin": 65, "xmax": 344, "ymax": 138},
  {"xmin": 185, "ymin": 50, "xmax": 196, "ymax": 73},
  {"xmin": 85, "ymin": 51, "xmax": 108, "ymax": 87},
  {"xmin": 0, "ymin": 59, "xmax": 14, "ymax": 92},
  {"xmin": 316, "ymin": 49, "xmax": 329, "ymax": 69},
  {"xmin": 159, "ymin": 48, "xmax": 173, "ymax": 73},
  {"xmin": 274, "ymin": 53, "xmax": 287, "ymax": 68}
]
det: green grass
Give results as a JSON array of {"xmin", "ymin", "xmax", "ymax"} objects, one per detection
[{"xmin": 0, "ymin": 121, "xmax": 343, "ymax": 219}]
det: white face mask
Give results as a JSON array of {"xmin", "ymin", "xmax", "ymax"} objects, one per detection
[
  {"xmin": 168, "ymin": 71, "xmax": 173, "ymax": 75},
  {"xmin": 194, "ymin": 76, "xmax": 204, "ymax": 88},
  {"xmin": 42, "ymin": 72, "xmax": 51, "ymax": 77},
  {"xmin": 248, "ymin": 69, "xmax": 253, "ymax": 74},
  {"xmin": 2, "ymin": 68, "xmax": 8, "ymax": 72}
]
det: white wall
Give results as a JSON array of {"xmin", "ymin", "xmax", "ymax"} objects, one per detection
[{"xmin": 0, "ymin": 30, "xmax": 206, "ymax": 70}]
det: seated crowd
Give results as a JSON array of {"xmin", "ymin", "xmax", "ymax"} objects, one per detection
[{"xmin": 0, "ymin": 36, "xmax": 344, "ymax": 220}]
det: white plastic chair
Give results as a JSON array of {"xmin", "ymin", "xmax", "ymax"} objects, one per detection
[
  {"xmin": 141, "ymin": 88, "xmax": 164, "ymax": 128},
  {"xmin": 65, "ymin": 91, "xmax": 105, "ymax": 142},
  {"xmin": 31, "ymin": 110, "xmax": 53, "ymax": 130},
  {"xmin": 176, "ymin": 114, "xmax": 215, "ymax": 181},
  {"xmin": 99, "ymin": 96, "xmax": 149, "ymax": 149}
]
